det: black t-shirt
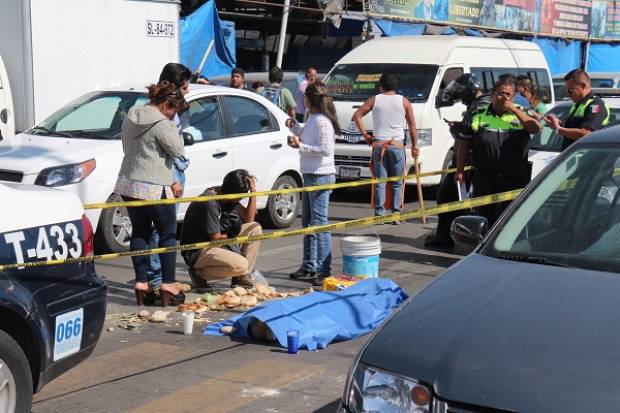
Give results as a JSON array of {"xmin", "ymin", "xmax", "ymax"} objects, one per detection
[
  {"xmin": 562, "ymin": 93, "xmax": 609, "ymax": 150},
  {"xmin": 180, "ymin": 189, "xmax": 221, "ymax": 249}
]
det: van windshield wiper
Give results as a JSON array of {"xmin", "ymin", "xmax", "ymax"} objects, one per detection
[
  {"xmin": 63, "ymin": 130, "xmax": 111, "ymax": 140},
  {"xmin": 498, "ymin": 253, "xmax": 572, "ymax": 267},
  {"xmin": 28, "ymin": 126, "xmax": 75, "ymax": 138}
]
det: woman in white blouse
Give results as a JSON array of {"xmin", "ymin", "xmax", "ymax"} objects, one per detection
[{"xmin": 286, "ymin": 82, "xmax": 340, "ymax": 287}]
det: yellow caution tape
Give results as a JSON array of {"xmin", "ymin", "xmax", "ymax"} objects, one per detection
[
  {"xmin": 83, "ymin": 166, "xmax": 473, "ymax": 210},
  {"xmin": 0, "ymin": 187, "xmax": 521, "ymax": 272}
]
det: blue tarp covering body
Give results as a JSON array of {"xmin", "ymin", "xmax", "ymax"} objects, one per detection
[
  {"xmin": 529, "ymin": 38, "xmax": 582, "ymax": 75},
  {"xmin": 588, "ymin": 43, "xmax": 620, "ymax": 72},
  {"xmin": 180, "ymin": 1, "xmax": 235, "ymax": 79},
  {"xmin": 204, "ymin": 278, "xmax": 408, "ymax": 351}
]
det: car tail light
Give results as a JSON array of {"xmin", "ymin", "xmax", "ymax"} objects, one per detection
[{"xmin": 81, "ymin": 214, "xmax": 94, "ymax": 257}]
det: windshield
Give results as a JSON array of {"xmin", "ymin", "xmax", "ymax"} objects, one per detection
[
  {"xmin": 483, "ymin": 144, "xmax": 620, "ymax": 272},
  {"xmin": 32, "ymin": 91, "xmax": 149, "ymax": 140},
  {"xmin": 324, "ymin": 63, "xmax": 438, "ymax": 102},
  {"xmin": 530, "ymin": 103, "xmax": 620, "ymax": 152}
]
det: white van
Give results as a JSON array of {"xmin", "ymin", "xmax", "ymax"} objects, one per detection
[{"xmin": 324, "ymin": 35, "xmax": 554, "ymax": 186}]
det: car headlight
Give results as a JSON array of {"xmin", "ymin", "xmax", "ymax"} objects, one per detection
[
  {"xmin": 35, "ymin": 159, "xmax": 96, "ymax": 187},
  {"xmin": 346, "ymin": 363, "xmax": 432, "ymax": 413},
  {"xmin": 416, "ymin": 129, "xmax": 432, "ymax": 147}
]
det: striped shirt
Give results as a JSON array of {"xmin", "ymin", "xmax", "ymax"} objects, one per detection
[{"xmin": 291, "ymin": 113, "xmax": 336, "ymax": 175}]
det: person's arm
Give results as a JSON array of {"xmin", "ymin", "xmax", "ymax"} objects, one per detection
[
  {"xmin": 544, "ymin": 115, "xmax": 591, "ymax": 142},
  {"xmin": 299, "ymin": 118, "xmax": 333, "ymax": 156},
  {"xmin": 155, "ymin": 121, "xmax": 185, "ymax": 158},
  {"xmin": 547, "ymin": 100, "xmax": 608, "ymax": 142},
  {"xmin": 242, "ymin": 176, "xmax": 257, "ymax": 223},
  {"xmin": 352, "ymin": 97, "xmax": 375, "ymax": 144},
  {"xmin": 205, "ymin": 201, "xmax": 228, "ymax": 241},
  {"xmin": 286, "ymin": 118, "xmax": 305, "ymax": 136},
  {"xmin": 284, "ymin": 89, "xmax": 296, "ymax": 118},
  {"xmin": 505, "ymin": 100, "xmax": 541, "ymax": 134},
  {"xmin": 403, "ymin": 97, "xmax": 418, "ymax": 158},
  {"xmin": 455, "ymin": 139, "xmax": 470, "ymax": 183}
]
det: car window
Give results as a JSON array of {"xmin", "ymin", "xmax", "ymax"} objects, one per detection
[
  {"xmin": 531, "ymin": 104, "xmax": 620, "ymax": 152},
  {"xmin": 38, "ymin": 92, "xmax": 148, "ymax": 139},
  {"xmin": 439, "ymin": 67, "xmax": 464, "ymax": 89},
  {"xmin": 591, "ymin": 79, "xmax": 614, "ymax": 88},
  {"xmin": 224, "ymin": 96, "xmax": 276, "ymax": 135},
  {"xmin": 486, "ymin": 146, "xmax": 620, "ymax": 272},
  {"xmin": 471, "ymin": 67, "xmax": 553, "ymax": 103},
  {"xmin": 183, "ymin": 97, "xmax": 224, "ymax": 142}
]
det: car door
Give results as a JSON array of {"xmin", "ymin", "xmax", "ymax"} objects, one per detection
[
  {"xmin": 180, "ymin": 95, "xmax": 231, "ymax": 217},
  {"xmin": 220, "ymin": 95, "xmax": 285, "ymax": 191}
]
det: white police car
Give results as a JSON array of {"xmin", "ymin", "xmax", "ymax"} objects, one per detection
[{"xmin": 0, "ymin": 182, "xmax": 106, "ymax": 413}]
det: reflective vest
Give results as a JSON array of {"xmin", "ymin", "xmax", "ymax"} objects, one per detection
[
  {"xmin": 468, "ymin": 105, "xmax": 530, "ymax": 175},
  {"xmin": 567, "ymin": 97, "xmax": 610, "ymax": 126}
]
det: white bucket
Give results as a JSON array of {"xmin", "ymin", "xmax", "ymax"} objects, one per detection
[{"xmin": 341, "ymin": 235, "xmax": 382, "ymax": 278}]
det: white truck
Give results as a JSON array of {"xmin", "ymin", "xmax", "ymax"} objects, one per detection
[{"xmin": 0, "ymin": 0, "xmax": 180, "ymax": 139}]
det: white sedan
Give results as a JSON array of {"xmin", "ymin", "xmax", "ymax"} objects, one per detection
[{"xmin": 0, "ymin": 85, "xmax": 302, "ymax": 252}]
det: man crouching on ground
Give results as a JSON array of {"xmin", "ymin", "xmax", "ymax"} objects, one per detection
[{"xmin": 181, "ymin": 169, "xmax": 262, "ymax": 291}]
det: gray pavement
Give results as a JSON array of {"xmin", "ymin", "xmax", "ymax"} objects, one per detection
[{"xmin": 32, "ymin": 187, "xmax": 463, "ymax": 413}]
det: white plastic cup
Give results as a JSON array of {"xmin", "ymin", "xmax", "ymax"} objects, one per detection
[{"xmin": 182, "ymin": 311, "xmax": 195, "ymax": 335}]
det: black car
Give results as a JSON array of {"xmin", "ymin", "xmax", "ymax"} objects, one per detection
[
  {"xmin": 339, "ymin": 125, "xmax": 620, "ymax": 412},
  {"xmin": 0, "ymin": 183, "xmax": 107, "ymax": 412}
]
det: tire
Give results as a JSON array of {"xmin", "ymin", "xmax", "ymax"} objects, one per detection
[
  {"xmin": 263, "ymin": 175, "xmax": 300, "ymax": 229},
  {"xmin": 0, "ymin": 329, "xmax": 32, "ymax": 413},
  {"xmin": 95, "ymin": 193, "xmax": 131, "ymax": 253}
]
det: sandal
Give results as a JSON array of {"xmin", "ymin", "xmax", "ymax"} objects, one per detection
[{"xmin": 160, "ymin": 283, "xmax": 185, "ymax": 307}]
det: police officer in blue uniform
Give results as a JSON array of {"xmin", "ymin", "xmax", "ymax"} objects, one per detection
[
  {"xmin": 545, "ymin": 69, "xmax": 610, "ymax": 151},
  {"xmin": 455, "ymin": 75, "xmax": 541, "ymax": 226}
]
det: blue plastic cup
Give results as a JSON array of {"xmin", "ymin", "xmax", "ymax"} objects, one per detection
[{"xmin": 287, "ymin": 330, "xmax": 299, "ymax": 354}]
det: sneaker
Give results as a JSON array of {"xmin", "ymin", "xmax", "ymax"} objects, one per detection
[
  {"xmin": 231, "ymin": 274, "xmax": 253, "ymax": 288},
  {"xmin": 424, "ymin": 233, "xmax": 455, "ymax": 248},
  {"xmin": 187, "ymin": 267, "xmax": 213, "ymax": 293},
  {"xmin": 289, "ymin": 267, "xmax": 317, "ymax": 281},
  {"xmin": 312, "ymin": 276, "xmax": 326, "ymax": 287}
]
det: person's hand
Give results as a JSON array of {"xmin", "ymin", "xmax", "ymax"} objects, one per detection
[
  {"xmin": 411, "ymin": 146, "xmax": 419, "ymax": 158},
  {"xmin": 454, "ymin": 171, "xmax": 464, "ymax": 184},
  {"xmin": 285, "ymin": 118, "xmax": 296, "ymax": 128},
  {"xmin": 362, "ymin": 133, "xmax": 372, "ymax": 145},
  {"xmin": 171, "ymin": 182, "xmax": 182, "ymax": 198},
  {"xmin": 246, "ymin": 175, "xmax": 257, "ymax": 192},
  {"xmin": 544, "ymin": 114, "xmax": 561, "ymax": 130},
  {"xmin": 287, "ymin": 135, "xmax": 300, "ymax": 148},
  {"xmin": 503, "ymin": 99, "xmax": 518, "ymax": 113}
]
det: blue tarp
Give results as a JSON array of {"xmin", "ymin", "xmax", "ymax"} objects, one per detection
[
  {"xmin": 204, "ymin": 278, "xmax": 408, "ymax": 351},
  {"xmin": 588, "ymin": 43, "xmax": 620, "ymax": 72},
  {"xmin": 375, "ymin": 20, "xmax": 425, "ymax": 36},
  {"xmin": 528, "ymin": 38, "xmax": 582, "ymax": 76},
  {"xmin": 180, "ymin": 1, "xmax": 235, "ymax": 79}
]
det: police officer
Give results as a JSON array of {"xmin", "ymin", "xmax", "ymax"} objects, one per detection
[
  {"xmin": 455, "ymin": 75, "xmax": 541, "ymax": 226},
  {"xmin": 545, "ymin": 68, "xmax": 610, "ymax": 150},
  {"xmin": 425, "ymin": 74, "xmax": 490, "ymax": 248}
]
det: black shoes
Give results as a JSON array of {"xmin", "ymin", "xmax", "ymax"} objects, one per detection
[
  {"xmin": 289, "ymin": 267, "xmax": 317, "ymax": 281},
  {"xmin": 424, "ymin": 233, "xmax": 455, "ymax": 248},
  {"xmin": 187, "ymin": 267, "xmax": 213, "ymax": 293},
  {"xmin": 312, "ymin": 276, "xmax": 325, "ymax": 287}
]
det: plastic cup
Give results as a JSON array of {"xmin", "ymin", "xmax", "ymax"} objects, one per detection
[
  {"xmin": 287, "ymin": 330, "xmax": 299, "ymax": 354},
  {"xmin": 182, "ymin": 311, "xmax": 195, "ymax": 335}
]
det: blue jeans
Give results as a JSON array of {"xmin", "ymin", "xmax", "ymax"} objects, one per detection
[
  {"xmin": 146, "ymin": 168, "xmax": 185, "ymax": 287},
  {"xmin": 301, "ymin": 173, "xmax": 335, "ymax": 277},
  {"xmin": 372, "ymin": 145, "xmax": 405, "ymax": 216}
]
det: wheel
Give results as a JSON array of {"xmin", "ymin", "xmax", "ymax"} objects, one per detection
[
  {"xmin": 95, "ymin": 193, "xmax": 131, "ymax": 253},
  {"xmin": 263, "ymin": 175, "xmax": 300, "ymax": 228},
  {"xmin": 0, "ymin": 330, "xmax": 32, "ymax": 413}
]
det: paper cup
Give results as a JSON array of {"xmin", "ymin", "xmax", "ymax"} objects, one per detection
[{"xmin": 182, "ymin": 311, "xmax": 195, "ymax": 335}]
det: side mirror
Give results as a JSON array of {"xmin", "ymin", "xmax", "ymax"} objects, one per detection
[
  {"xmin": 183, "ymin": 131, "xmax": 195, "ymax": 146},
  {"xmin": 451, "ymin": 215, "xmax": 488, "ymax": 247}
]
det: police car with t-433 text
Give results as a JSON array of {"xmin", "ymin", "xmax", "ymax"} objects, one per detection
[{"xmin": 0, "ymin": 182, "xmax": 107, "ymax": 413}]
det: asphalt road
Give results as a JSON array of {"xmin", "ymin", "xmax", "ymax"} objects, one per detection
[{"xmin": 32, "ymin": 186, "xmax": 463, "ymax": 413}]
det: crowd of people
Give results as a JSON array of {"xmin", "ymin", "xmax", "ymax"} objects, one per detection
[{"xmin": 115, "ymin": 61, "xmax": 610, "ymax": 307}]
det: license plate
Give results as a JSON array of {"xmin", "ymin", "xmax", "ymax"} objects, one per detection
[
  {"xmin": 339, "ymin": 167, "xmax": 361, "ymax": 179},
  {"xmin": 342, "ymin": 134, "xmax": 364, "ymax": 143},
  {"xmin": 53, "ymin": 308, "xmax": 84, "ymax": 361},
  {"xmin": 146, "ymin": 20, "xmax": 176, "ymax": 37}
]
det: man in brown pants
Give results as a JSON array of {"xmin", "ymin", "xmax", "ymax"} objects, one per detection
[{"xmin": 180, "ymin": 169, "xmax": 262, "ymax": 290}]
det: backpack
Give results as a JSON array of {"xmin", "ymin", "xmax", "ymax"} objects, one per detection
[{"xmin": 261, "ymin": 85, "xmax": 281, "ymax": 109}]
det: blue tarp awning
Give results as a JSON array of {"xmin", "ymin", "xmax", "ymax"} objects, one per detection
[
  {"xmin": 587, "ymin": 43, "xmax": 620, "ymax": 72},
  {"xmin": 180, "ymin": 1, "xmax": 236, "ymax": 79},
  {"xmin": 528, "ymin": 38, "xmax": 582, "ymax": 76}
]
